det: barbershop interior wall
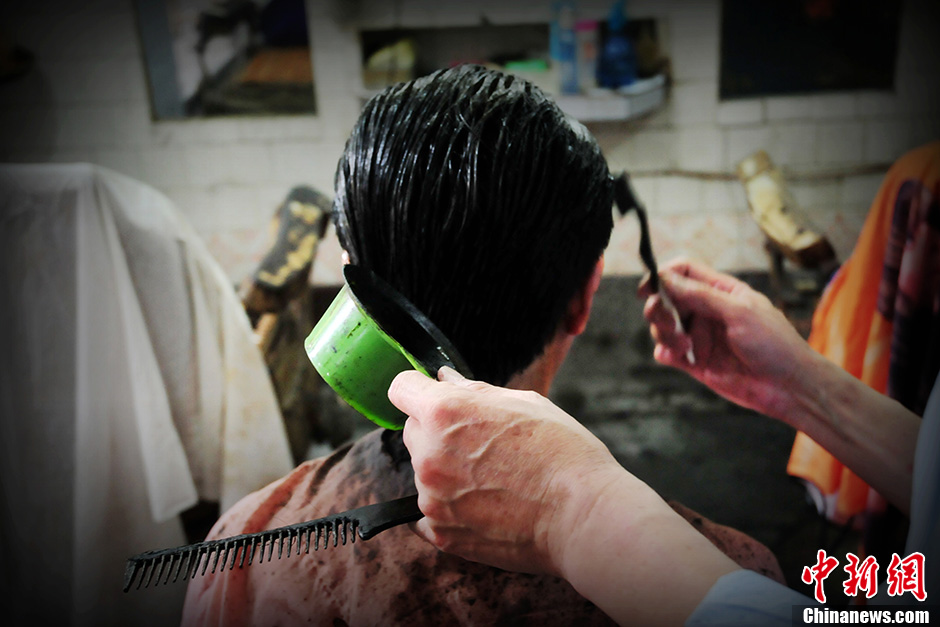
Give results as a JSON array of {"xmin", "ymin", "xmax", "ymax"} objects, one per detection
[{"xmin": 2, "ymin": 0, "xmax": 939, "ymax": 284}]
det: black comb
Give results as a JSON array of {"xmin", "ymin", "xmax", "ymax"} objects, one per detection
[
  {"xmin": 123, "ymin": 494, "xmax": 422, "ymax": 592},
  {"xmin": 613, "ymin": 172, "xmax": 660, "ymax": 292},
  {"xmin": 613, "ymin": 171, "xmax": 696, "ymax": 364}
]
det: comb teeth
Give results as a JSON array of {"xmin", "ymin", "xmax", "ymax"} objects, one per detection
[{"xmin": 123, "ymin": 518, "xmax": 360, "ymax": 592}]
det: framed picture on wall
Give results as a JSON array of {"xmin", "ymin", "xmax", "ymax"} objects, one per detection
[{"xmin": 135, "ymin": 0, "xmax": 316, "ymax": 119}]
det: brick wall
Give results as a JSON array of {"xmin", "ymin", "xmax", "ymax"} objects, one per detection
[{"xmin": 2, "ymin": 0, "xmax": 938, "ymax": 283}]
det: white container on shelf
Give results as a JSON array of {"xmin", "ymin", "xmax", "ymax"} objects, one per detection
[{"xmin": 575, "ymin": 19, "xmax": 599, "ymax": 93}]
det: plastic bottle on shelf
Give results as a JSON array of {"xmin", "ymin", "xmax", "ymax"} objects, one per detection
[
  {"xmin": 575, "ymin": 19, "xmax": 599, "ymax": 93},
  {"xmin": 551, "ymin": 0, "xmax": 579, "ymax": 95},
  {"xmin": 596, "ymin": 0, "xmax": 636, "ymax": 89}
]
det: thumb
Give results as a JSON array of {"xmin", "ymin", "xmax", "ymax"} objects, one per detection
[
  {"xmin": 438, "ymin": 366, "xmax": 492, "ymax": 394},
  {"xmin": 661, "ymin": 270, "xmax": 740, "ymax": 322},
  {"xmin": 388, "ymin": 370, "xmax": 439, "ymax": 417},
  {"xmin": 409, "ymin": 518, "xmax": 435, "ymax": 547},
  {"xmin": 438, "ymin": 366, "xmax": 467, "ymax": 383}
]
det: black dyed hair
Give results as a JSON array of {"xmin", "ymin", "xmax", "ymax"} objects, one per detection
[{"xmin": 334, "ymin": 64, "xmax": 614, "ymax": 386}]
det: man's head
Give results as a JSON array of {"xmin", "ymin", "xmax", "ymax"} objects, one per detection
[{"xmin": 334, "ymin": 65, "xmax": 614, "ymax": 386}]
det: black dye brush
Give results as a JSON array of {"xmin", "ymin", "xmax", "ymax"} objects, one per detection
[{"xmin": 613, "ymin": 172, "xmax": 696, "ymax": 364}]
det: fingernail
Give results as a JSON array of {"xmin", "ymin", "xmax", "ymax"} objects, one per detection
[
  {"xmin": 660, "ymin": 270, "xmax": 683, "ymax": 289},
  {"xmin": 438, "ymin": 366, "xmax": 466, "ymax": 382}
]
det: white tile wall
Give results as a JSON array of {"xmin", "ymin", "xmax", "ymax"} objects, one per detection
[
  {"xmin": 657, "ymin": 177, "xmax": 704, "ymax": 215},
  {"xmin": 670, "ymin": 34, "xmax": 719, "ymax": 82},
  {"xmin": 701, "ymin": 180, "xmax": 738, "ymax": 212},
  {"xmin": 810, "ymin": 94, "xmax": 858, "ymax": 120},
  {"xmin": 815, "ymin": 122, "xmax": 866, "ymax": 165},
  {"xmin": 766, "ymin": 122, "xmax": 818, "ymax": 167},
  {"xmin": 674, "ymin": 127, "xmax": 724, "ymax": 171},
  {"xmin": 912, "ymin": 116, "xmax": 940, "ymax": 145},
  {"xmin": 864, "ymin": 120, "xmax": 914, "ymax": 163},
  {"xmin": 856, "ymin": 91, "xmax": 902, "ymax": 118},
  {"xmin": 790, "ymin": 182, "xmax": 842, "ymax": 214},
  {"xmin": 841, "ymin": 174, "xmax": 889, "ymax": 206},
  {"xmin": 2, "ymin": 0, "xmax": 938, "ymax": 281},
  {"xmin": 597, "ymin": 123, "xmax": 676, "ymax": 170},
  {"xmin": 667, "ymin": 0, "xmax": 722, "ymax": 41},
  {"xmin": 671, "ymin": 82, "xmax": 718, "ymax": 125},
  {"xmin": 717, "ymin": 100, "xmax": 764, "ymax": 127},
  {"xmin": 765, "ymin": 96, "xmax": 816, "ymax": 122},
  {"xmin": 725, "ymin": 126, "xmax": 773, "ymax": 166}
]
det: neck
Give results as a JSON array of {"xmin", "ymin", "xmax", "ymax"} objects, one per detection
[{"xmin": 505, "ymin": 331, "xmax": 575, "ymax": 396}]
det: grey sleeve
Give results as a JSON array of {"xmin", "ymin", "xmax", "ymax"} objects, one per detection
[{"xmin": 686, "ymin": 570, "xmax": 815, "ymax": 627}]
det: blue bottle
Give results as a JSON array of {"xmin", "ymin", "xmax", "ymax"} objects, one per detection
[
  {"xmin": 552, "ymin": 1, "xmax": 579, "ymax": 94},
  {"xmin": 596, "ymin": 0, "xmax": 636, "ymax": 89}
]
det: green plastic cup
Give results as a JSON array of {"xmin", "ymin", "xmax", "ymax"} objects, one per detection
[{"xmin": 304, "ymin": 265, "xmax": 471, "ymax": 430}]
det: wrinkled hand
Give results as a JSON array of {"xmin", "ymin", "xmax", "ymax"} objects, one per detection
[
  {"xmin": 640, "ymin": 258, "xmax": 817, "ymax": 421},
  {"xmin": 388, "ymin": 368, "xmax": 624, "ymax": 577}
]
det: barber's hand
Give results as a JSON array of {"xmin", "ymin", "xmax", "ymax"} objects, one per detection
[
  {"xmin": 639, "ymin": 258, "xmax": 817, "ymax": 422},
  {"xmin": 388, "ymin": 368, "xmax": 625, "ymax": 577}
]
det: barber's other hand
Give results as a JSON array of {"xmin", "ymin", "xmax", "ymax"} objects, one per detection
[
  {"xmin": 388, "ymin": 368, "xmax": 625, "ymax": 577},
  {"xmin": 639, "ymin": 258, "xmax": 817, "ymax": 422}
]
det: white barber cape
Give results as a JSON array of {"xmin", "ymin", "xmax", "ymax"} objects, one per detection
[{"xmin": 0, "ymin": 164, "xmax": 294, "ymax": 626}]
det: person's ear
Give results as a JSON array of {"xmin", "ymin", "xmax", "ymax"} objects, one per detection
[
  {"xmin": 341, "ymin": 249, "xmax": 350, "ymax": 265},
  {"xmin": 564, "ymin": 256, "xmax": 604, "ymax": 336}
]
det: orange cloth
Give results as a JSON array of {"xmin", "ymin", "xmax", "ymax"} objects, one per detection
[{"xmin": 787, "ymin": 141, "xmax": 940, "ymax": 524}]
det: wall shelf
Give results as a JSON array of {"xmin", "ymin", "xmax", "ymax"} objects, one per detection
[
  {"xmin": 355, "ymin": 14, "xmax": 667, "ymax": 123},
  {"xmin": 555, "ymin": 74, "xmax": 667, "ymax": 122},
  {"xmin": 358, "ymin": 72, "xmax": 667, "ymax": 123}
]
